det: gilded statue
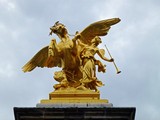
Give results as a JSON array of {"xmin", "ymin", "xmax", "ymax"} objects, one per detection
[{"xmin": 22, "ymin": 18, "xmax": 120, "ymax": 92}]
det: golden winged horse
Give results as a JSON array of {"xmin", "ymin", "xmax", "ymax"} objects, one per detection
[{"xmin": 22, "ymin": 18, "xmax": 120, "ymax": 92}]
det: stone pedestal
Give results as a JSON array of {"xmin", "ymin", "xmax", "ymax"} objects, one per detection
[
  {"xmin": 14, "ymin": 107, "xmax": 136, "ymax": 120},
  {"xmin": 38, "ymin": 89, "xmax": 109, "ymax": 106}
]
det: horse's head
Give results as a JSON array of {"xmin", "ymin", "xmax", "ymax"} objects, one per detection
[{"xmin": 49, "ymin": 21, "xmax": 68, "ymax": 37}]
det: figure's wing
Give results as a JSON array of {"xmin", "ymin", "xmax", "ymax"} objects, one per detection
[
  {"xmin": 80, "ymin": 18, "xmax": 120, "ymax": 45},
  {"xmin": 22, "ymin": 46, "xmax": 61, "ymax": 72}
]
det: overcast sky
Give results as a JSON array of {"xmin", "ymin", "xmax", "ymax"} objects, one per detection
[{"xmin": 0, "ymin": 0, "xmax": 160, "ymax": 120}]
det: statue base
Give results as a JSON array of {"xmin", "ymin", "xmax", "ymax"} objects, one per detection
[
  {"xmin": 37, "ymin": 89, "xmax": 110, "ymax": 107},
  {"xmin": 14, "ymin": 88, "xmax": 136, "ymax": 120}
]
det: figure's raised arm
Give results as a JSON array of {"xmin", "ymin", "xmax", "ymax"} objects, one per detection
[
  {"xmin": 72, "ymin": 31, "xmax": 81, "ymax": 42},
  {"xmin": 77, "ymin": 39, "xmax": 87, "ymax": 47}
]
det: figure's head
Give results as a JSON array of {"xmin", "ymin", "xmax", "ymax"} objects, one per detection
[
  {"xmin": 91, "ymin": 36, "xmax": 102, "ymax": 46},
  {"xmin": 49, "ymin": 21, "xmax": 68, "ymax": 37}
]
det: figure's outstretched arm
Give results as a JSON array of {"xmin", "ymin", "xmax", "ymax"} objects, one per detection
[{"xmin": 97, "ymin": 49, "xmax": 114, "ymax": 62}]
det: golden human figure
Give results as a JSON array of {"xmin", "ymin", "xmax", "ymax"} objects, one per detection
[
  {"xmin": 78, "ymin": 36, "xmax": 113, "ymax": 92},
  {"xmin": 22, "ymin": 18, "xmax": 120, "ymax": 92}
]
